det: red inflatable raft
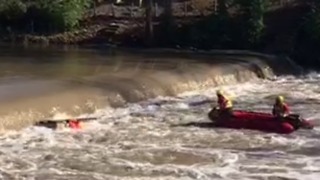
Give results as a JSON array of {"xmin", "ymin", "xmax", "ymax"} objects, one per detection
[{"xmin": 208, "ymin": 108, "xmax": 314, "ymax": 134}]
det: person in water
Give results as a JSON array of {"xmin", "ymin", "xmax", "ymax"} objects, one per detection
[
  {"xmin": 272, "ymin": 95, "xmax": 290, "ymax": 119},
  {"xmin": 216, "ymin": 90, "xmax": 233, "ymax": 118}
]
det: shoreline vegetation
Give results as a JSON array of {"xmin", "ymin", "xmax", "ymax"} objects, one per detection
[{"xmin": 0, "ymin": 0, "xmax": 320, "ymax": 68}]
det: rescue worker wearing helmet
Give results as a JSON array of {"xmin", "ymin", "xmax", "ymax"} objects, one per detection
[
  {"xmin": 216, "ymin": 90, "xmax": 233, "ymax": 119},
  {"xmin": 272, "ymin": 96, "xmax": 290, "ymax": 119}
]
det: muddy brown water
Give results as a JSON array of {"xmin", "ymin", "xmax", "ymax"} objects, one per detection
[
  {"xmin": 0, "ymin": 45, "xmax": 284, "ymax": 130},
  {"xmin": 0, "ymin": 45, "xmax": 318, "ymax": 180}
]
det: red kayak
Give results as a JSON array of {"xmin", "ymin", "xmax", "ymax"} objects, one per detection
[{"xmin": 208, "ymin": 108, "xmax": 314, "ymax": 134}]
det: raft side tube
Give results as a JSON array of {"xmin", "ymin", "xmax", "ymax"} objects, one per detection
[{"xmin": 207, "ymin": 108, "xmax": 313, "ymax": 134}]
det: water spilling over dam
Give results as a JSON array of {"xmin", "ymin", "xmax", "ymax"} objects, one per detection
[
  {"xmin": 0, "ymin": 46, "xmax": 301, "ymax": 130},
  {"xmin": 0, "ymin": 45, "xmax": 317, "ymax": 180}
]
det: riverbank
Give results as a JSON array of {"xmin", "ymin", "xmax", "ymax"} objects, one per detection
[
  {"xmin": 1, "ymin": 16, "xmax": 197, "ymax": 46},
  {"xmin": 0, "ymin": 1, "xmax": 200, "ymax": 46},
  {"xmin": 1, "ymin": 1, "xmax": 316, "ymax": 70}
]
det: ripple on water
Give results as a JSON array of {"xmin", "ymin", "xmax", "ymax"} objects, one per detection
[{"xmin": 0, "ymin": 74, "xmax": 320, "ymax": 179}]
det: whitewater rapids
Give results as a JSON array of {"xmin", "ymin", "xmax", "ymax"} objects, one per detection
[{"xmin": 0, "ymin": 74, "xmax": 320, "ymax": 180}]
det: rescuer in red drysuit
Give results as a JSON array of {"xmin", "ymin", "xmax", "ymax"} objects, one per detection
[
  {"xmin": 68, "ymin": 119, "xmax": 82, "ymax": 129},
  {"xmin": 272, "ymin": 96, "xmax": 290, "ymax": 120},
  {"xmin": 216, "ymin": 90, "xmax": 233, "ymax": 119}
]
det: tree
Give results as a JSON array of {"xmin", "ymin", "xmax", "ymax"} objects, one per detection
[
  {"xmin": 0, "ymin": 0, "xmax": 91, "ymax": 34},
  {"xmin": 46, "ymin": 0, "xmax": 91, "ymax": 31},
  {"xmin": 161, "ymin": 0, "xmax": 175, "ymax": 45},
  {"xmin": 217, "ymin": 0, "xmax": 230, "ymax": 16},
  {"xmin": 235, "ymin": 0, "xmax": 267, "ymax": 46},
  {"xmin": 303, "ymin": 0, "xmax": 320, "ymax": 41},
  {"xmin": 145, "ymin": 0, "xmax": 154, "ymax": 46},
  {"xmin": 190, "ymin": 0, "xmax": 211, "ymax": 16},
  {"xmin": 292, "ymin": 0, "xmax": 320, "ymax": 67},
  {"xmin": 0, "ymin": 0, "xmax": 27, "ymax": 32}
]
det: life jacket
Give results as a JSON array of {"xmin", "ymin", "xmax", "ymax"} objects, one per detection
[
  {"xmin": 273, "ymin": 103, "xmax": 289, "ymax": 116},
  {"xmin": 68, "ymin": 120, "xmax": 82, "ymax": 129},
  {"xmin": 218, "ymin": 95, "xmax": 233, "ymax": 110}
]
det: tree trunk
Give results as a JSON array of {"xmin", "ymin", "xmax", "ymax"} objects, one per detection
[
  {"xmin": 164, "ymin": 0, "xmax": 173, "ymax": 18},
  {"xmin": 145, "ymin": 0, "xmax": 154, "ymax": 46},
  {"xmin": 163, "ymin": 0, "xmax": 175, "ymax": 45},
  {"xmin": 217, "ymin": 0, "xmax": 227, "ymax": 15}
]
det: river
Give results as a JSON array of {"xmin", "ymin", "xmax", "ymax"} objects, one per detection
[{"xmin": 0, "ymin": 45, "xmax": 318, "ymax": 180}]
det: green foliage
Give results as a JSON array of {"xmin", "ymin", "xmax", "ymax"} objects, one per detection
[
  {"xmin": 0, "ymin": 0, "xmax": 27, "ymax": 31},
  {"xmin": 235, "ymin": 0, "xmax": 267, "ymax": 46},
  {"xmin": 0, "ymin": 0, "xmax": 90, "ymax": 34},
  {"xmin": 292, "ymin": 0, "xmax": 320, "ymax": 67},
  {"xmin": 303, "ymin": 1, "xmax": 320, "ymax": 41},
  {"xmin": 31, "ymin": 0, "xmax": 90, "ymax": 31},
  {"xmin": 52, "ymin": 0, "xmax": 91, "ymax": 31},
  {"xmin": 0, "ymin": 0, "xmax": 26, "ymax": 18},
  {"xmin": 157, "ymin": 0, "xmax": 267, "ymax": 49}
]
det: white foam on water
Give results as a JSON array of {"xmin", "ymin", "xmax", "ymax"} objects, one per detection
[{"xmin": 0, "ymin": 74, "xmax": 320, "ymax": 179}]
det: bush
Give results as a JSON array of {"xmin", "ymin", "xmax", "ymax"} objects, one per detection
[
  {"xmin": 51, "ymin": 0, "xmax": 91, "ymax": 31},
  {"xmin": 303, "ymin": 1, "xmax": 320, "ymax": 41},
  {"xmin": 30, "ymin": 0, "xmax": 91, "ymax": 32},
  {"xmin": 292, "ymin": 1, "xmax": 320, "ymax": 68},
  {"xmin": 0, "ymin": 0, "xmax": 91, "ymax": 34},
  {"xmin": 233, "ymin": 0, "xmax": 267, "ymax": 47},
  {"xmin": 0, "ymin": 0, "xmax": 27, "ymax": 32}
]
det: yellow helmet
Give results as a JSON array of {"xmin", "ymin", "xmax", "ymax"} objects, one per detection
[
  {"xmin": 216, "ymin": 89, "xmax": 224, "ymax": 96},
  {"xmin": 276, "ymin": 95, "xmax": 284, "ymax": 103}
]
